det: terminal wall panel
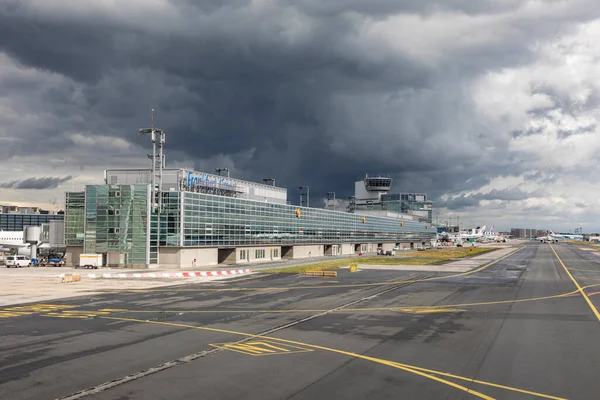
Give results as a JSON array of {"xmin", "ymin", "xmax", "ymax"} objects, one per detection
[
  {"xmin": 65, "ymin": 245, "xmax": 83, "ymax": 267},
  {"xmin": 159, "ymin": 247, "xmax": 180, "ymax": 268},
  {"xmin": 341, "ymin": 244, "xmax": 354, "ymax": 255},
  {"xmin": 237, "ymin": 246, "xmax": 281, "ymax": 263},
  {"xmin": 292, "ymin": 245, "xmax": 324, "ymax": 259},
  {"xmin": 381, "ymin": 243, "xmax": 395, "ymax": 251},
  {"xmin": 180, "ymin": 248, "xmax": 218, "ymax": 267}
]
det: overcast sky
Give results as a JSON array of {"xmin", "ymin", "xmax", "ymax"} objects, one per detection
[{"xmin": 1, "ymin": 0, "xmax": 600, "ymax": 232}]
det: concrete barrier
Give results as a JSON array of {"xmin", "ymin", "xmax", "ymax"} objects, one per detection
[
  {"xmin": 304, "ymin": 270, "xmax": 337, "ymax": 277},
  {"xmin": 61, "ymin": 274, "xmax": 81, "ymax": 283}
]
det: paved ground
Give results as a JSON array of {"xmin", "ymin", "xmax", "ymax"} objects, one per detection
[
  {"xmin": 0, "ymin": 267, "xmax": 252, "ymax": 307},
  {"xmin": 1, "ymin": 242, "xmax": 599, "ymax": 399},
  {"xmin": 0, "ymin": 244, "xmax": 516, "ymax": 306}
]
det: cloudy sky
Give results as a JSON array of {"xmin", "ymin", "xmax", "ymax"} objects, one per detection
[{"xmin": 1, "ymin": 0, "xmax": 600, "ymax": 231}]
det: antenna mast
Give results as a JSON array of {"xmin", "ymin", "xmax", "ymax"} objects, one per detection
[{"xmin": 139, "ymin": 109, "xmax": 166, "ymax": 213}]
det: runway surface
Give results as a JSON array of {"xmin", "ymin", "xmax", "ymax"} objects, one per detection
[{"xmin": 2, "ymin": 243, "xmax": 599, "ymax": 399}]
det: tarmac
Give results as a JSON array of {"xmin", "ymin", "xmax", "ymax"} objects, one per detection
[
  {"xmin": 0, "ymin": 267, "xmax": 246, "ymax": 307},
  {"xmin": 2, "ymin": 242, "xmax": 600, "ymax": 399}
]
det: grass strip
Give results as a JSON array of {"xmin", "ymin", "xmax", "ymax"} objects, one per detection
[{"xmin": 262, "ymin": 247, "xmax": 496, "ymax": 274}]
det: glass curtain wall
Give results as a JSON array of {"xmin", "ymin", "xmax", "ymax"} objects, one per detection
[
  {"xmin": 180, "ymin": 191, "xmax": 434, "ymax": 247},
  {"xmin": 65, "ymin": 192, "xmax": 85, "ymax": 245},
  {"xmin": 159, "ymin": 191, "xmax": 182, "ymax": 247},
  {"xmin": 84, "ymin": 185, "xmax": 151, "ymax": 265}
]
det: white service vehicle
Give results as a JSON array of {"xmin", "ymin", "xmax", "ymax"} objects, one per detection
[
  {"xmin": 77, "ymin": 254, "xmax": 102, "ymax": 269},
  {"xmin": 6, "ymin": 255, "xmax": 31, "ymax": 268}
]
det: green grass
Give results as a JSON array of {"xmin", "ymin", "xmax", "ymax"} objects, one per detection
[
  {"xmin": 262, "ymin": 259, "xmax": 358, "ymax": 274},
  {"xmin": 261, "ymin": 247, "xmax": 497, "ymax": 274},
  {"xmin": 406, "ymin": 247, "xmax": 496, "ymax": 259}
]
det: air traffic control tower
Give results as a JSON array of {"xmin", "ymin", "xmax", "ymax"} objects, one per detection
[{"xmin": 353, "ymin": 175, "xmax": 394, "ymax": 209}]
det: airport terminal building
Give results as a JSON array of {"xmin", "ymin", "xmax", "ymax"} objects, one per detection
[{"xmin": 64, "ymin": 169, "xmax": 436, "ymax": 268}]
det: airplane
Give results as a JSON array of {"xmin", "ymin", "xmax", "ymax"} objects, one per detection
[
  {"xmin": 548, "ymin": 231, "xmax": 584, "ymax": 241},
  {"xmin": 0, "ymin": 230, "xmax": 51, "ymax": 256},
  {"xmin": 535, "ymin": 231, "xmax": 583, "ymax": 243},
  {"xmin": 482, "ymin": 225, "xmax": 507, "ymax": 242},
  {"xmin": 458, "ymin": 225, "xmax": 486, "ymax": 240}
]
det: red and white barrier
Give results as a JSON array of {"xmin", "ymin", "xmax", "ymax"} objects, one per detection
[{"xmin": 58, "ymin": 269, "xmax": 252, "ymax": 279}]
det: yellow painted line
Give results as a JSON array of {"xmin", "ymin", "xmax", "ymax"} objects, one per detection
[
  {"xmin": 102, "ymin": 315, "xmax": 562, "ymax": 400},
  {"xmin": 97, "ymin": 288, "xmax": 580, "ymax": 316},
  {"xmin": 248, "ymin": 341, "xmax": 290, "ymax": 352},
  {"xmin": 550, "ymin": 244, "xmax": 600, "ymax": 322},
  {"xmin": 106, "ymin": 308, "xmax": 425, "ymax": 314},
  {"xmin": 105, "ymin": 248, "xmax": 524, "ymax": 293},
  {"xmin": 567, "ymin": 268, "xmax": 600, "ymax": 273},
  {"xmin": 427, "ymin": 289, "xmax": 581, "ymax": 310},
  {"xmin": 225, "ymin": 344, "xmax": 268, "ymax": 354},
  {"xmin": 211, "ymin": 340, "xmax": 310, "ymax": 356},
  {"xmin": 581, "ymin": 283, "xmax": 600, "ymax": 290},
  {"xmin": 385, "ymin": 361, "xmax": 566, "ymax": 400}
]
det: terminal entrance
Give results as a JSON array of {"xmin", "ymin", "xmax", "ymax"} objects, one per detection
[
  {"xmin": 281, "ymin": 246, "xmax": 293, "ymax": 260},
  {"xmin": 325, "ymin": 245, "xmax": 340, "ymax": 256},
  {"xmin": 218, "ymin": 248, "xmax": 236, "ymax": 264}
]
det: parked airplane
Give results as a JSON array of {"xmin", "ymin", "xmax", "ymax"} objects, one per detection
[
  {"xmin": 482, "ymin": 225, "xmax": 507, "ymax": 242},
  {"xmin": 549, "ymin": 231, "xmax": 584, "ymax": 241},
  {"xmin": 458, "ymin": 225, "xmax": 486, "ymax": 240},
  {"xmin": 536, "ymin": 231, "xmax": 583, "ymax": 242},
  {"xmin": 0, "ymin": 230, "xmax": 50, "ymax": 256}
]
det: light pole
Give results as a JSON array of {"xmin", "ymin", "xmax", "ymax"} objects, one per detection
[
  {"xmin": 347, "ymin": 196, "xmax": 356, "ymax": 212},
  {"xmin": 298, "ymin": 186, "xmax": 309, "ymax": 207},
  {"xmin": 263, "ymin": 178, "xmax": 276, "ymax": 186},
  {"xmin": 215, "ymin": 168, "xmax": 230, "ymax": 178},
  {"xmin": 139, "ymin": 109, "xmax": 165, "ymax": 213},
  {"xmin": 326, "ymin": 191, "xmax": 336, "ymax": 211}
]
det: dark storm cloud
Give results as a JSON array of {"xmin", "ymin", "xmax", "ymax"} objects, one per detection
[
  {"xmin": 0, "ymin": 176, "xmax": 72, "ymax": 190},
  {"xmin": 437, "ymin": 195, "xmax": 480, "ymax": 211},
  {"xmin": 0, "ymin": 0, "xmax": 599, "ymax": 208},
  {"xmin": 478, "ymin": 188, "xmax": 545, "ymax": 201}
]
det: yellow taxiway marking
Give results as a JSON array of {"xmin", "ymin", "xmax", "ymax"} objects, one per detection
[
  {"xmin": 104, "ymin": 248, "xmax": 525, "ymax": 293},
  {"xmin": 0, "ymin": 304, "xmax": 77, "ymax": 318},
  {"xmin": 97, "ymin": 307, "xmax": 466, "ymax": 315},
  {"xmin": 567, "ymin": 268, "xmax": 600, "ymax": 273},
  {"xmin": 210, "ymin": 340, "xmax": 313, "ymax": 356},
  {"xmin": 550, "ymin": 244, "xmax": 600, "ymax": 322},
  {"xmin": 102, "ymin": 315, "xmax": 565, "ymax": 400},
  {"xmin": 0, "ymin": 304, "xmax": 112, "ymax": 319},
  {"xmin": 95, "ymin": 289, "xmax": 580, "ymax": 316},
  {"xmin": 1, "ymin": 286, "xmax": 575, "ymax": 321}
]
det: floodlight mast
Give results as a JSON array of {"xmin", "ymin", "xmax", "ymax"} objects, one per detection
[{"xmin": 138, "ymin": 109, "xmax": 166, "ymax": 213}]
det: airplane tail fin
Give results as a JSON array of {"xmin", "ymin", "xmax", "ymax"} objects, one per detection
[
  {"xmin": 490, "ymin": 224, "xmax": 494, "ymax": 233},
  {"xmin": 479, "ymin": 225, "xmax": 486, "ymax": 235}
]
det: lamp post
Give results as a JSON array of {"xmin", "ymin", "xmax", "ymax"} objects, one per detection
[
  {"xmin": 138, "ymin": 109, "xmax": 165, "ymax": 213},
  {"xmin": 326, "ymin": 191, "xmax": 336, "ymax": 211},
  {"xmin": 298, "ymin": 186, "xmax": 309, "ymax": 207}
]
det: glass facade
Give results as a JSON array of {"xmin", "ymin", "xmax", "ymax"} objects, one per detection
[
  {"xmin": 74, "ymin": 184, "xmax": 436, "ymax": 266},
  {"xmin": 0, "ymin": 213, "xmax": 64, "ymax": 232},
  {"xmin": 65, "ymin": 192, "xmax": 85, "ymax": 245},
  {"xmin": 177, "ymin": 191, "xmax": 434, "ymax": 247},
  {"xmin": 84, "ymin": 185, "xmax": 153, "ymax": 266},
  {"xmin": 381, "ymin": 193, "xmax": 433, "ymax": 224}
]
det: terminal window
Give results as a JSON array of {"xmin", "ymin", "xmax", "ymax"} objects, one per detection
[{"xmin": 255, "ymin": 249, "xmax": 265, "ymax": 259}]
